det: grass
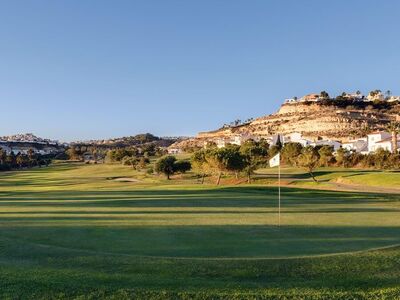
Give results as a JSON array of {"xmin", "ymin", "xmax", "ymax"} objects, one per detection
[
  {"xmin": 257, "ymin": 166, "xmax": 400, "ymax": 191},
  {"xmin": 0, "ymin": 162, "xmax": 400, "ymax": 299}
]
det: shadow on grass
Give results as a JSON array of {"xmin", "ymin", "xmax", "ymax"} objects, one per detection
[
  {"xmin": 1, "ymin": 224, "xmax": 400, "ymax": 259},
  {"xmin": 0, "ymin": 186, "xmax": 398, "ymax": 208},
  {"xmin": 256, "ymin": 169, "xmax": 382, "ymax": 180}
]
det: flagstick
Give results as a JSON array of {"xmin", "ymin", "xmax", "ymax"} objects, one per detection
[{"xmin": 278, "ymin": 159, "xmax": 281, "ymax": 227}]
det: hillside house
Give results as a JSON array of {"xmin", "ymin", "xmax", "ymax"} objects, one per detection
[
  {"xmin": 284, "ymin": 98, "xmax": 297, "ymax": 104},
  {"xmin": 231, "ymin": 134, "xmax": 254, "ymax": 146},
  {"xmin": 214, "ymin": 134, "xmax": 254, "ymax": 148},
  {"xmin": 342, "ymin": 93, "xmax": 365, "ymax": 101},
  {"xmin": 387, "ymin": 96, "xmax": 400, "ymax": 102},
  {"xmin": 300, "ymin": 94, "xmax": 321, "ymax": 102},
  {"xmin": 342, "ymin": 138, "xmax": 368, "ymax": 154},
  {"xmin": 367, "ymin": 131, "xmax": 392, "ymax": 153},
  {"xmin": 284, "ymin": 132, "xmax": 312, "ymax": 147},
  {"xmin": 366, "ymin": 91, "xmax": 385, "ymax": 102},
  {"xmin": 216, "ymin": 138, "xmax": 227, "ymax": 148},
  {"xmin": 372, "ymin": 138, "xmax": 400, "ymax": 153},
  {"xmin": 311, "ymin": 140, "xmax": 342, "ymax": 151},
  {"xmin": 168, "ymin": 148, "xmax": 182, "ymax": 154}
]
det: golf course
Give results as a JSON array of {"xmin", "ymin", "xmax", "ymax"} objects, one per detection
[{"xmin": 0, "ymin": 162, "xmax": 400, "ymax": 299}]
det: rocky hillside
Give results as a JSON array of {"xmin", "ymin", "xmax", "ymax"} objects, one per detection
[{"xmin": 172, "ymin": 100, "xmax": 400, "ymax": 149}]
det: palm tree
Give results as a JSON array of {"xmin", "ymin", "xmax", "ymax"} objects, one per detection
[
  {"xmin": 320, "ymin": 91, "xmax": 329, "ymax": 99},
  {"xmin": 386, "ymin": 121, "xmax": 400, "ymax": 153}
]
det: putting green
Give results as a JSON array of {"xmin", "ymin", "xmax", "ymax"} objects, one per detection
[{"xmin": 1, "ymin": 163, "xmax": 400, "ymax": 259}]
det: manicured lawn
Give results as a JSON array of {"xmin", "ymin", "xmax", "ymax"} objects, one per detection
[
  {"xmin": 257, "ymin": 166, "xmax": 400, "ymax": 191},
  {"xmin": 0, "ymin": 162, "xmax": 399, "ymax": 299},
  {"xmin": 336, "ymin": 170, "xmax": 400, "ymax": 187}
]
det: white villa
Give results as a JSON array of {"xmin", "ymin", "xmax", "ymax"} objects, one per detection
[
  {"xmin": 216, "ymin": 138, "xmax": 227, "ymax": 148},
  {"xmin": 176, "ymin": 129, "xmax": 400, "ymax": 155},
  {"xmin": 284, "ymin": 132, "xmax": 312, "ymax": 147},
  {"xmin": 342, "ymin": 138, "xmax": 368, "ymax": 154},
  {"xmin": 215, "ymin": 134, "xmax": 254, "ymax": 148},
  {"xmin": 168, "ymin": 148, "xmax": 182, "ymax": 154},
  {"xmin": 367, "ymin": 131, "xmax": 392, "ymax": 153},
  {"xmin": 372, "ymin": 138, "xmax": 400, "ymax": 153},
  {"xmin": 284, "ymin": 98, "xmax": 297, "ymax": 104},
  {"xmin": 311, "ymin": 140, "xmax": 342, "ymax": 151},
  {"xmin": 299, "ymin": 94, "xmax": 321, "ymax": 102},
  {"xmin": 342, "ymin": 92, "xmax": 365, "ymax": 101},
  {"xmin": 388, "ymin": 96, "xmax": 400, "ymax": 102},
  {"xmin": 366, "ymin": 91, "xmax": 385, "ymax": 102}
]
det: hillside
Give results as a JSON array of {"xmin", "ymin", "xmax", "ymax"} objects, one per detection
[
  {"xmin": 172, "ymin": 100, "xmax": 400, "ymax": 149},
  {"xmin": 71, "ymin": 133, "xmax": 178, "ymax": 148}
]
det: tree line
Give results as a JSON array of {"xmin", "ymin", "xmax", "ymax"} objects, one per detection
[
  {"xmin": 154, "ymin": 139, "xmax": 400, "ymax": 184},
  {"xmin": 0, "ymin": 148, "xmax": 51, "ymax": 171}
]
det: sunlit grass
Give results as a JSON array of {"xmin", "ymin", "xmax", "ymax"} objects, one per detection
[{"xmin": 0, "ymin": 162, "xmax": 400, "ymax": 298}]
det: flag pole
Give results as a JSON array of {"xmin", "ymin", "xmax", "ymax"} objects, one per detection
[{"xmin": 278, "ymin": 155, "xmax": 281, "ymax": 227}]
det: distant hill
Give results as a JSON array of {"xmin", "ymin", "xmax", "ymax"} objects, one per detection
[
  {"xmin": 171, "ymin": 100, "xmax": 400, "ymax": 149},
  {"xmin": 71, "ymin": 133, "xmax": 180, "ymax": 148}
]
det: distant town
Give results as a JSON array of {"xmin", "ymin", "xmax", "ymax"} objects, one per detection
[{"xmin": 283, "ymin": 89, "xmax": 400, "ymax": 104}]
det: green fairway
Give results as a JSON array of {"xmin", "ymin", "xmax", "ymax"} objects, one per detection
[{"xmin": 0, "ymin": 163, "xmax": 400, "ymax": 298}]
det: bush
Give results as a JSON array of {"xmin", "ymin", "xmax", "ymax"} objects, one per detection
[{"xmin": 173, "ymin": 160, "xmax": 192, "ymax": 174}]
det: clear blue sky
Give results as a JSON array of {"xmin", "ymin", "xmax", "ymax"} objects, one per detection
[{"xmin": 1, "ymin": 0, "xmax": 399, "ymax": 141}]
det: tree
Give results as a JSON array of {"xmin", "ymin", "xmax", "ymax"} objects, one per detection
[
  {"xmin": 154, "ymin": 156, "xmax": 177, "ymax": 179},
  {"xmin": 373, "ymin": 148, "xmax": 391, "ymax": 169},
  {"xmin": 335, "ymin": 147, "xmax": 350, "ymax": 167},
  {"xmin": 281, "ymin": 142, "xmax": 303, "ymax": 166},
  {"xmin": 318, "ymin": 145, "xmax": 334, "ymax": 167},
  {"xmin": 205, "ymin": 146, "xmax": 245, "ymax": 185},
  {"xmin": 173, "ymin": 160, "xmax": 191, "ymax": 174},
  {"xmin": 137, "ymin": 157, "xmax": 150, "ymax": 170},
  {"xmin": 297, "ymin": 146, "xmax": 320, "ymax": 182},
  {"xmin": 6, "ymin": 151, "xmax": 16, "ymax": 167},
  {"xmin": 240, "ymin": 140, "xmax": 268, "ymax": 183},
  {"xmin": 27, "ymin": 148, "xmax": 36, "ymax": 166},
  {"xmin": 66, "ymin": 147, "xmax": 79, "ymax": 160},
  {"xmin": 0, "ymin": 149, "xmax": 6, "ymax": 166},
  {"xmin": 16, "ymin": 154, "xmax": 26, "ymax": 169},
  {"xmin": 122, "ymin": 156, "xmax": 139, "ymax": 168},
  {"xmin": 386, "ymin": 121, "xmax": 400, "ymax": 153},
  {"xmin": 191, "ymin": 149, "xmax": 209, "ymax": 184},
  {"xmin": 369, "ymin": 89, "xmax": 382, "ymax": 97},
  {"xmin": 320, "ymin": 91, "xmax": 329, "ymax": 99},
  {"xmin": 225, "ymin": 146, "xmax": 246, "ymax": 179}
]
